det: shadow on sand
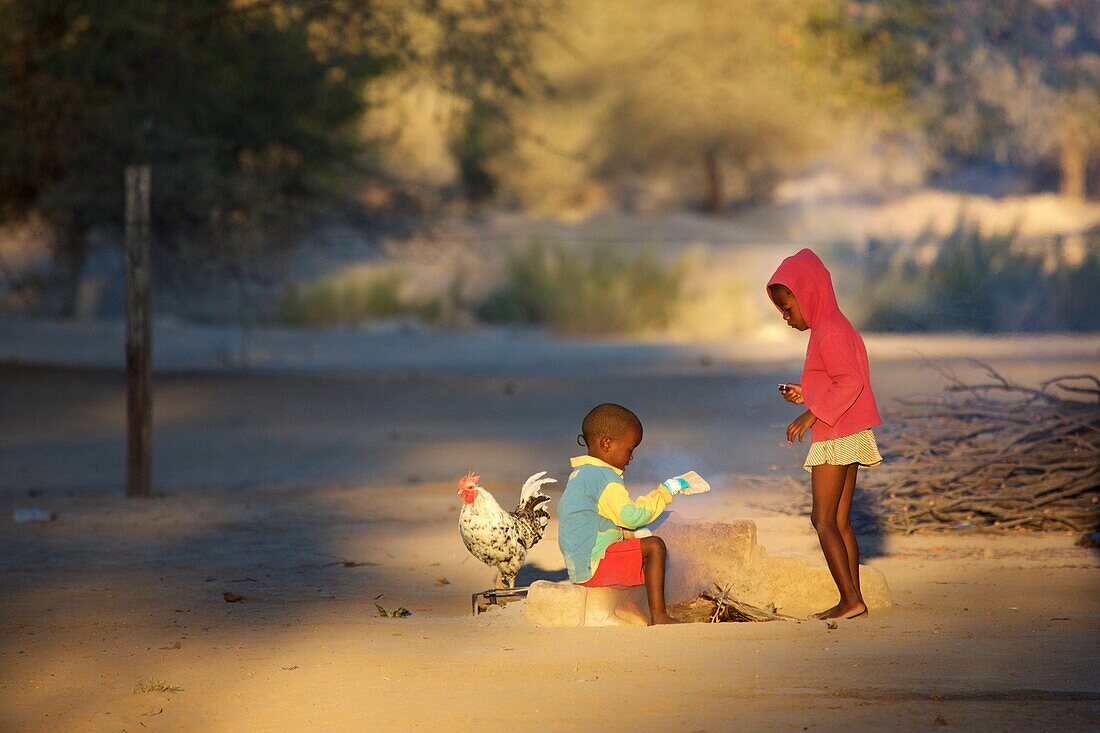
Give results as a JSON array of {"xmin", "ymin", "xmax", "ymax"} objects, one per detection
[{"xmin": 516, "ymin": 563, "xmax": 568, "ymax": 586}]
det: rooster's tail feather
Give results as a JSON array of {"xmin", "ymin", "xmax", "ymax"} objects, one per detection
[
  {"xmin": 520, "ymin": 492, "xmax": 551, "ymax": 515},
  {"xmin": 518, "ymin": 470, "xmax": 557, "ymax": 506},
  {"xmin": 514, "ymin": 495, "xmax": 552, "ymax": 550}
]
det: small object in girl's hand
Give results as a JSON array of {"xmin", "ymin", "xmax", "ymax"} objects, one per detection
[{"xmin": 778, "ymin": 383, "xmax": 788, "ymax": 391}]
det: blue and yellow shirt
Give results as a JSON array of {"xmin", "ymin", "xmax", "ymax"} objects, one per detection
[{"xmin": 557, "ymin": 455, "xmax": 674, "ymax": 583}]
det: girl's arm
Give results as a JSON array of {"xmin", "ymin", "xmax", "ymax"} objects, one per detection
[
  {"xmin": 787, "ymin": 410, "xmax": 817, "ymax": 443},
  {"xmin": 805, "ymin": 333, "xmax": 863, "ymax": 426}
]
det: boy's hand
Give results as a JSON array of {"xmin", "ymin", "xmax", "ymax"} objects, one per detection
[
  {"xmin": 786, "ymin": 410, "xmax": 818, "ymax": 443},
  {"xmin": 661, "ymin": 476, "xmax": 690, "ymax": 495},
  {"xmin": 778, "ymin": 383, "xmax": 804, "ymax": 404},
  {"xmin": 662, "ymin": 471, "xmax": 710, "ymax": 496}
]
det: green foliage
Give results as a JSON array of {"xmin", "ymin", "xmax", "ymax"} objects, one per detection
[
  {"xmin": 851, "ymin": 223, "xmax": 1100, "ymax": 332},
  {"xmin": 0, "ymin": 0, "xmax": 551, "ymax": 315},
  {"xmin": 276, "ymin": 271, "xmax": 442, "ymax": 328},
  {"xmin": 450, "ymin": 99, "xmax": 511, "ymax": 203},
  {"xmin": 807, "ymin": 1, "xmax": 1100, "ymax": 195},
  {"xmin": 475, "ymin": 242, "xmax": 687, "ymax": 335},
  {"xmin": 0, "ymin": 1, "xmax": 385, "ymax": 225},
  {"xmin": 803, "ymin": 0, "xmax": 952, "ymax": 113},
  {"xmin": 504, "ymin": 0, "xmax": 833, "ymax": 211},
  {"xmin": 0, "ymin": 0, "xmax": 389, "ymax": 314},
  {"xmin": 1050, "ymin": 249, "xmax": 1100, "ymax": 332},
  {"xmin": 369, "ymin": 0, "xmax": 550, "ymax": 203}
]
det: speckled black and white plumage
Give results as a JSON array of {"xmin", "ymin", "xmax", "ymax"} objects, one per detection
[{"xmin": 458, "ymin": 471, "xmax": 555, "ymax": 588}]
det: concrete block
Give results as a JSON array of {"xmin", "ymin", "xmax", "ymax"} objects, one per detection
[
  {"xmin": 744, "ymin": 555, "xmax": 892, "ymax": 615},
  {"xmin": 523, "ymin": 581, "xmax": 649, "ymax": 627},
  {"xmin": 654, "ymin": 512, "xmax": 893, "ymax": 617},
  {"xmin": 656, "ymin": 512, "xmax": 758, "ymax": 603},
  {"xmin": 524, "ymin": 580, "xmax": 586, "ymax": 627}
]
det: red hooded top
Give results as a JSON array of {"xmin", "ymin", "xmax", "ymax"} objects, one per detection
[{"xmin": 767, "ymin": 248, "xmax": 881, "ymax": 441}]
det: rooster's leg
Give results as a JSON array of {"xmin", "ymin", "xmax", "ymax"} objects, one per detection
[{"xmin": 495, "ymin": 572, "xmax": 507, "ymax": 590}]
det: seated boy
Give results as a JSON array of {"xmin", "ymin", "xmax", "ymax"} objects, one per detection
[{"xmin": 558, "ymin": 403, "xmax": 702, "ymax": 625}]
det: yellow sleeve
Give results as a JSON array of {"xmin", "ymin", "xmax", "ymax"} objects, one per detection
[{"xmin": 596, "ymin": 481, "xmax": 673, "ymax": 530}]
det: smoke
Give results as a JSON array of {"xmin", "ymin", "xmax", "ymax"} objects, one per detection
[{"xmin": 629, "ymin": 445, "xmax": 745, "ymax": 521}]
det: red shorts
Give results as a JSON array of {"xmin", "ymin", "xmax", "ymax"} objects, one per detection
[{"xmin": 580, "ymin": 538, "xmax": 644, "ymax": 588}]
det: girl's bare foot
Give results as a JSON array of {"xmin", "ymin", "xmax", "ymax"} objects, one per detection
[
  {"xmin": 812, "ymin": 600, "xmax": 867, "ymax": 620},
  {"xmin": 649, "ymin": 613, "xmax": 682, "ymax": 626}
]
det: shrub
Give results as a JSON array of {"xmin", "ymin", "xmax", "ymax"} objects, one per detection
[
  {"xmin": 851, "ymin": 222, "xmax": 1100, "ymax": 333},
  {"xmin": 276, "ymin": 270, "xmax": 441, "ymax": 327},
  {"xmin": 475, "ymin": 242, "xmax": 687, "ymax": 335}
]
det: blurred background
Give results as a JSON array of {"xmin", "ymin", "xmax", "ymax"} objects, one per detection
[
  {"xmin": 2, "ymin": 8, "xmax": 1098, "ymax": 729},
  {"xmin": 0, "ymin": 0, "xmax": 1097, "ymax": 338}
]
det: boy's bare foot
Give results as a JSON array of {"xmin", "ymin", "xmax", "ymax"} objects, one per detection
[
  {"xmin": 812, "ymin": 600, "xmax": 868, "ymax": 620},
  {"xmin": 648, "ymin": 613, "xmax": 682, "ymax": 626}
]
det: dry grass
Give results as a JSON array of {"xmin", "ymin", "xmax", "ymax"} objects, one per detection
[{"xmin": 133, "ymin": 679, "xmax": 184, "ymax": 694}]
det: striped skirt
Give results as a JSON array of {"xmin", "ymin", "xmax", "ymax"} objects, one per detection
[{"xmin": 803, "ymin": 429, "xmax": 883, "ymax": 472}]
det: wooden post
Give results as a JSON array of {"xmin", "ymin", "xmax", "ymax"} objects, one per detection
[{"xmin": 125, "ymin": 165, "xmax": 152, "ymax": 497}]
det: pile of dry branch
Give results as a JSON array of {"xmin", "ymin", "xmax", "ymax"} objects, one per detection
[
  {"xmin": 670, "ymin": 586, "xmax": 798, "ymax": 623},
  {"xmin": 762, "ymin": 366, "xmax": 1100, "ymax": 533},
  {"xmin": 869, "ymin": 367, "xmax": 1099, "ymax": 532}
]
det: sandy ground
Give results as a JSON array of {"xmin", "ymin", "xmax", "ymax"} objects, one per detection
[{"xmin": 1, "ymin": 329, "xmax": 1098, "ymax": 731}]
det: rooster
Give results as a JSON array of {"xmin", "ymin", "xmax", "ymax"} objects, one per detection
[{"xmin": 457, "ymin": 470, "xmax": 555, "ymax": 588}]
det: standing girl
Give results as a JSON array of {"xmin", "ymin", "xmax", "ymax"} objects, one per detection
[{"xmin": 767, "ymin": 248, "xmax": 882, "ymax": 620}]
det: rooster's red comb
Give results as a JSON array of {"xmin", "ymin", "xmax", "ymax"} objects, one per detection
[{"xmin": 458, "ymin": 471, "xmax": 480, "ymax": 491}]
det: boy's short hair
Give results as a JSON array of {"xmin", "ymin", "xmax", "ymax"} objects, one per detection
[{"xmin": 581, "ymin": 403, "xmax": 641, "ymax": 445}]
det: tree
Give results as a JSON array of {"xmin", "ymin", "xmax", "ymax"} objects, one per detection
[
  {"xmin": 600, "ymin": 0, "xmax": 831, "ymax": 212},
  {"xmin": 499, "ymin": 0, "xmax": 836, "ymax": 213},
  {"xmin": 366, "ymin": 0, "xmax": 552, "ymax": 205},
  {"xmin": 0, "ymin": 0, "xmax": 388, "ymax": 316},
  {"xmin": 0, "ymin": 0, "xmax": 549, "ymax": 316},
  {"xmin": 808, "ymin": 0, "xmax": 1100, "ymax": 199}
]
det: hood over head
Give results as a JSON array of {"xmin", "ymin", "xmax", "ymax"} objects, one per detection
[{"xmin": 767, "ymin": 248, "xmax": 839, "ymax": 328}]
